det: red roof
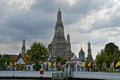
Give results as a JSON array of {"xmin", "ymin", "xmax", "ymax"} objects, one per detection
[
  {"xmin": 16, "ymin": 54, "xmax": 29, "ymax": 65},
  {"xmin": 10, "ymin": 55, "xmax": 19, "ymax": 62}
]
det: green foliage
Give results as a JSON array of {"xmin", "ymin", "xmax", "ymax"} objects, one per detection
[
  {"xmin": 0, "ymin": 54, "xmax": 12, "ymax": 70},
  {"xmin": 26, "ymin": 42, "xmax": 48, "ymax": 71},
  {"xmin": 26, "ymin": 42, "xmax": 48, "ymax": 63},
  {"xmin": 56, "ymin": 56, "xmax": 67, "ymax": 65},
  {"xmin": 105, "ymin": 42, "xmax": 119, "ymax": 55},
  {"xmin": 33, "ymin": 63, "xmax": 41, "ymax": 71},
  {"xmin": 95, "ymin": 42, "xmax": 120, "ymax": 68},
  {"xmin": 26, "ymin": 49, "xmax": 32, "ymax": 64},
  {"xmin": 16, "ymin": 65, "xmax": 25, "ymax": 71}
]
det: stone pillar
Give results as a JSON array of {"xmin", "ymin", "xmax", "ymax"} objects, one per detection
[
  {"xmin": 84, "ymin": 67, "xmax": 86, "ymax": 72},
  {"xmin": 80, "ymin": 66, "xmax": 82, "ymax": 72},
  {"xmin": 67, "ymin": 64, "xmax": 70, "ymax": 73},
  {"xmin": 75, "ymin": 65, "xmax": 77, "ymax": 72},
  {"xmin": 48, "ymin": 66, "xmax": 51, "ymax": 71},
  {"xmin": 64, "ymin": 65, "xmax": 66, "ymax": 72}
]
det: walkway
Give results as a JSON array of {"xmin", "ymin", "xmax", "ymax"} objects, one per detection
[{"xmin": 0, "ymin": 71, "xmax": 120, "ymax": 79}]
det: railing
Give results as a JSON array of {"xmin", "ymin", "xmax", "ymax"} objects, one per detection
[{"xmin": 52, "ymin": 72, "xmax": 72, "ymax": 80}]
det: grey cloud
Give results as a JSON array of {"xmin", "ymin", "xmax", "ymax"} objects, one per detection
[
  {"xmin": 30, "ymin": 0, "xmax": 108, "ymax": 25},
  {"xmin": 76, "ymin": 28, "xmax": 92, "ymax": 33},
  {"xmin": 31, "ymin": 0, "xmax": 58, "ymax": 13},
  {"xmin": 92, "ymin": 14, "xmax": 120, "ymax": 31},
  {"xmin": 2, "ymin": 9, "xmax": 56, "ymax": 41},
  {"xmin": 0, "ymin": 1, "xmax": 8, "ymax": 17},
  {"xmin": 90, "ymin": 0, "xmax": 120, "ymax": 31},
  {"xmin": 90, "ymin": 36, "xmax": 108, "ymax": 46},
  {"xmin": 0, "ymin": 1, "xmax": 60, "ymax": 44},
  {"xmin": 110, "ymin": 15, "xmax": 120, "ymax": 27},
  {"xmin": 92, "ymin": 20, "xmax": 109, "ymax": 30},
  {"xmin": 64, "ymin": 0, "xmax": 107, "ymax": 14}
]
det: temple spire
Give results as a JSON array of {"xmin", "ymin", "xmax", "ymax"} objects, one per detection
[
  {"xmin": 59, "ymin": 7, "xmax": 60, "ymax": 11},
  {"xmin": 54, "ymin": 8, "xmax": 64, "ymax": 38},
  {"xmin": 21, "ymin": 39, "xmax": 26, "ymax": 54},
  {"xmin": 87, "ymin": 42, "xmax": 93, "ymax": 62},
  {"xmin": 79, "ymin": 44, "xmax": 85, "ymax": 62},
  {"xmin": 57, "ymin": 7, "xmax": 62, "ymax": 23},
  {"xmin": 67, "ymin": 33, "xmax": 70, "ymax": 43}
]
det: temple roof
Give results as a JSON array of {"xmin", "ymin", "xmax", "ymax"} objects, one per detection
[{"xmin": 79, "ymin": 48, "xmax": 85, "ymax": 55}]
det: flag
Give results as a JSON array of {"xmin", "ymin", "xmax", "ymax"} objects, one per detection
[
  {"xmin": 115, "ymin": 61, "xmax": 120, "ymax": 67},
  {"xmin": 14, "ymin": 62, "xmax": 16, "ymax": 66},
  {"xmin": 48, "ymin": 62, "xmax": 51, "ymax": 67},
  {"xmin": 81, "ymin": 62, "xmax": 85, "ymax": 67},
  {"xmin": 111, "ymin": 61, "xmax": 114, "ymax": 67},
  {"xmin": 43, "ymin": 62, "xmax": 47, "ymax": 67},
  {"xmin": 88, "ymin": 62, "xmax": 91, "ymax": 67},
  {"xmin": 10, "ymin": 62, "xmax": 12, "ymax": 66},
  {"xmin": 57, "ymin": 62, "xmax": 61, "ymax": 67},
  {"xmin": 53, "ymin": 62, "xmax": 56, "ymax": 67},
  {"xmin": 75, "ymin": 61, "xmax": 80, "ymax": 66},
  {"xmin": 92, "ymin": 62, "xmax": 96, "ymax": 66},
  {"xmin": 5, "ymin": 62, "xmax": 7, "ymax": 65}
]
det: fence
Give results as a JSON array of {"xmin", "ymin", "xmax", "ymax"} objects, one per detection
[{"xmin": 52, "ymin": 72, "xmax": 73, "ymax": 80}]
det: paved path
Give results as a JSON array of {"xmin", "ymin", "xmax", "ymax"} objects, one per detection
[
  {"xmin": 0, "ymin": 71, "xmax": 120, "ymax": 79},
  {"xmin": 74, "ymin": 72, "xmax": 120, "ymax": 80}
]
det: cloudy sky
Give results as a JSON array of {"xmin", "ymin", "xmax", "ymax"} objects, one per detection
[{"xmin": 0, "ymin": 0, "xmax": 120, "ymax": 59}]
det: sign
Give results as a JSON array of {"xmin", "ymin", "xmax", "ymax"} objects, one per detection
[{"xmin": 40, "ymin": 70, "xmax": 44, "ymax": 75}]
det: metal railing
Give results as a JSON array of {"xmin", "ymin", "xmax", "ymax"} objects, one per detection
[{"xmin": 52, "ymin": 72, "xmax": 72, "ymax": 80}]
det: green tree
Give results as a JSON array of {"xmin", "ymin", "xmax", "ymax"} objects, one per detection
[
  {"xmin": 113, "ymin": 51, "xmax": 120, "ymax": 62},
  {"xmin": 105, "ymin": 42, "xmax": 119, "ymax": 55},
  {"xmin": 0, "ymin": 54, "xmax": 12, "ymax": 70},
  {"xmin": 26, "ymin": 42, "xmax": 48, "ymax": 71},
  {"xmin": 96, "ymin": 42, "xmax": 120, "ymax": 69},
  {"xmin": 56, "ymin": 56, "xmax": 67, "ymax": 65}
]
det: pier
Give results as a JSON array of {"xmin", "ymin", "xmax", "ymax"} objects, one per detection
[{"xmin": 0, "ymin": 71, "xmax": 120, "ymax": 80}]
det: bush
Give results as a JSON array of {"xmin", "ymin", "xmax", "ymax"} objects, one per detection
[{"xmin": 33, "ymin": 63, "xmax": 41, "ymax": 71}]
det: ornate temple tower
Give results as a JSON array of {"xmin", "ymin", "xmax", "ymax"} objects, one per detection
[
  {"xmin": 48, "ymin": 8, "xmax": 73, "ymax": 60},
  {"xmin": 66, "ymin": 34, "xmax": 71, "ymax": 51},
  {"xmin": 79, "ymin": 47, "xmax": 85, "ymax": 62},
  {"xmin": 86, "ymin": 42, "xmax": 93, "ymax": 62},
  {"xmin": 21, "ymin": 40, "xmax": 26, "ymax": 54},
  {"xmin": 66, "ymin": 33, "xmax": 74, "ymax": 60}
]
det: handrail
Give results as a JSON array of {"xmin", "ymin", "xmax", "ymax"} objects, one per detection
[{"xmin": 52, "ymin": 72, "xmax": 72, "ymax": 80}]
